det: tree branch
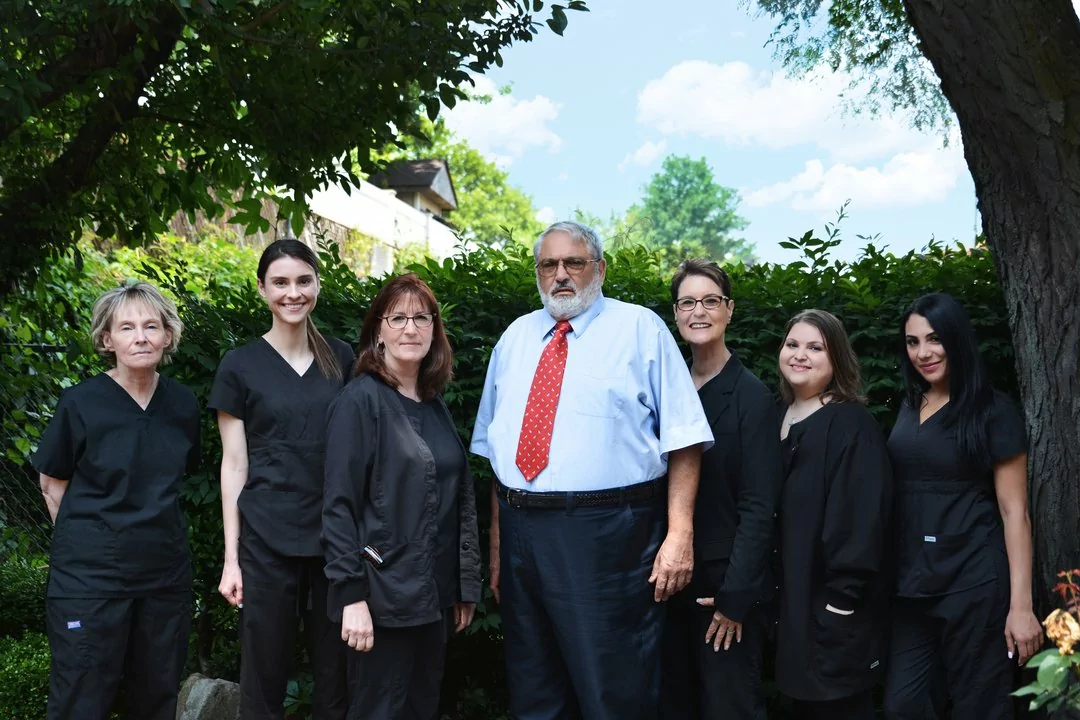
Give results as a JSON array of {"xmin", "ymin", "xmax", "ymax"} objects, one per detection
[
  {"xmin": 4, "ymin": 7, "xmax": 186, "ymax": 233},
  {"xmin": 0, "ymin": 21, "xmax": 143, "ymax": 145}
]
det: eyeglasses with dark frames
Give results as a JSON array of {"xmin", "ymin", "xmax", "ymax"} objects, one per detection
[
  {"xmin": 675, "ymin": 295, "xmax": 731, "ymax": 312},
  {"xmin": 381, "ymin": 312, "xmax": 435, "ymax": 330},
  {"xmin": 535, "ymin": 257, "xmax": 601, "ymax": 277}
]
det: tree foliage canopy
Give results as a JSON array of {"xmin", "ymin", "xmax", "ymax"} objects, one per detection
[
  {"xmin": 0, "ymin": 0, "xmax": 586, "ymax": 283},
  {"xmin": 631, "ymin": 155, "xmax": 754, "ymax": 267},
  {"xmin": 754, "ymin": 0, "xmax": 951, "ymax": 130}
]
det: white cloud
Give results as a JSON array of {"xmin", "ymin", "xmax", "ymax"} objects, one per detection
[
  {"xmin": 558, "ymin": 172, "xmax": 570, "ymax": 181},
  {"xmin": 618, "ymin": 140, "xmax": 667, "ymax": 171},
  {"xmin": 637, "ymin": 59, "xmax": 969, "ymax": 212},
  {"xmin": 444, "ymin": 76, "xmax": 563, "ymax": 167},
  {"xmin": 536, "ymin": 206, "xmax": 557, "ymax": 225},
  {"xmin": 744, "ymin": 140, "xmax": 967, "ymax": 212},
  {"xmin": 636, "ymin": 60, "xmax": 937, "ymax": 164}
]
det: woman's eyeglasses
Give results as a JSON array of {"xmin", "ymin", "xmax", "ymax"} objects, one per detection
[
  {"xmin": 382, "ymin": 312, "xmax": 435, "ymax": 329},
  {"xmin": 675, "ymin": 295, "xmax": 730, "ymax": 312}
]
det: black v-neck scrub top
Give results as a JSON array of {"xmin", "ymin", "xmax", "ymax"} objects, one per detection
[
  {"xmin": 887, "ymin": 390, "xmax": 1026, "ymax": 597},
  {"xmin": 33, "ymin": 374, "xmax": 201, "ymax": 598},
  {"xmin": 208, "ymin": 336, "xmax": 356, "ymax": 557}
]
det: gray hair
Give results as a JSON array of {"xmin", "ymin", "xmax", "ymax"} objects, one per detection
[
  {"xmin": 533, "ymin": 221, "xmax": 604, "ymax": 261},
  {"xmin": 90, "ymin": 281, "xmax": 184, "ymax": 365}
]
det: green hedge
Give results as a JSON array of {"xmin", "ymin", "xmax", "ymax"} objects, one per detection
[
  {"xmin": 0, "ymin": 632, "xmax": 50, "ymax": 719},
  {"xmin": 0, "ymin": 226, "xmax": 1015, "ymax": 718}
]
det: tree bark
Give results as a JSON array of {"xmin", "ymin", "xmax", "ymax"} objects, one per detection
[{"xmin": 902, "ymin": 0, "xmax": 1080, "ymax": 614}]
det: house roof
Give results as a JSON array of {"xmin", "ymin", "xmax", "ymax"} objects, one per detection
[{"xmin": 368, "ymin": 159, "xmax": 458, "ymax": 211}]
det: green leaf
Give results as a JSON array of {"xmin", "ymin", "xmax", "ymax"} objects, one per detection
[{"xmin": 547, "ymin": 6, "xmax": 568, "ymax": 35}]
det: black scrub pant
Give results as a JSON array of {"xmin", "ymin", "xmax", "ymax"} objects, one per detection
[
  {"xmin": 884, "ymin": 580, "xmax": 1012, "ymax": 720},
  {"xmin": 345, "ymin": 616, "xmax": 450, "ymax": 720},
  {"xmin": 45, "ymin": 591, "xmax": 191, "ymax": 720},
  {"xmin": 793, "ymin": 691, "xmax": 875, "ymax": 720},
  {"xmin": 239, "ymin": 529, "xmax": 347, "ymax": 720},
  {"xmin": 498, "ymin": 494, "xmax": 667, "ymax": 720},
  {"xmin": 660, "ymin": 596, "xmax": 767, "ymax": 719}
]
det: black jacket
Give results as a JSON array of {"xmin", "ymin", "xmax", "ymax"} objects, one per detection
[
  {"xmin": 322, "ymin": 374, "xmax": 481, "ymax": 628},
  {"xmin": 775, "ymin": 401, "xmax": 893, "ymax": 702},
  {"xmin": 692, "ymin": 353, "xmax": 783, "ymax": 623}
]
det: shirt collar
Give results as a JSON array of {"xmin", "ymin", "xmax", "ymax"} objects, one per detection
[
  {"xmin": 537, "ymin": 293, "xmax": 606, "ymax": 340},
  {"xmin": 706, "ymin": 351, "xmax": 745, "ymax": 395}
]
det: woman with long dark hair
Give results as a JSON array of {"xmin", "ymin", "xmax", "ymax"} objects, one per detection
[
  {"xmin": 884, "ymin": 292, "xmax": 1041, "ymax": 719},
  {"xmin": 209, "ymin": 239, "xmax": 353, "ymax": 719},
  {"xmin": 774, "ymin": 309, "xmax": 892, "ymax": 720},
  {"xmin": 322, "ymin": 273, "xmax": 480, "ymax": 719}
]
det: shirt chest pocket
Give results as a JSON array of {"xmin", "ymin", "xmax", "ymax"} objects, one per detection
[{"xmin": 565, "ymin": 371, "xmax": 626, "ymax": 419}]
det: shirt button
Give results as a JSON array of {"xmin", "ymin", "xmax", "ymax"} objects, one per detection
[{"xmin": 461, "ymin": 542, "xmax": 470, "ymax": 550}]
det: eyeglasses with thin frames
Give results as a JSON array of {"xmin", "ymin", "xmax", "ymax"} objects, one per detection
[
  {"xmin": 675, "ymin": 295, "xmax": 731, "ymax": 312},
  {"xmin": 381, "ymin": 312, "xmax": 435, "ymax": 330},
  {"xmin": 535, "ymin": 257, "xmax": 601, "ymax": 277}
]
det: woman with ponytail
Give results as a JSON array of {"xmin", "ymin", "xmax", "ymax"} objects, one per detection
[{"xmin": 209, "ymin": 239, "xmax": 354, "ymax": 719}]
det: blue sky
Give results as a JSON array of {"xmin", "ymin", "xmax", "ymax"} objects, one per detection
[{"xmin": 442, "ymin": 0, "xmax": 983, "ymax": 265}]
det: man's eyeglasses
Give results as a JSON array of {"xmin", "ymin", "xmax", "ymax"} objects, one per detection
[
  {"xmin": 382, "ymin": 312, "xmax": 435, "ymax": 330},
  {"xmin": 535, "ymin": 257, "xmax": 600, "ymax": 277},
  {"xmin": 675, "ymin": 295, "xmax": 731, "ymax": 312}
]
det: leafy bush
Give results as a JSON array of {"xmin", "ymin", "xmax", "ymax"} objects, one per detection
[
  {"xmin": 0, "ymin": 632, "xmax": 50, "ymax": 720},
  {"xmin": 0, "ymin": 550, "xmax": 48, "ymax": 639},
  {"xmin": 0, "ymin": 221, "xmax": 1017, "ymax": 718}
]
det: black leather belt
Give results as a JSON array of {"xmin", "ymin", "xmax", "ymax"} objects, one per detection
[{"xmin": 498, "ymin": 478, "xmax": 665, "ymax": 510}]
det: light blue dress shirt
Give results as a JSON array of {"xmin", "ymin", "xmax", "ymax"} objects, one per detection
[{"xmin": 470, "ymin": 294, "xmax": 714, "ymax": 491}]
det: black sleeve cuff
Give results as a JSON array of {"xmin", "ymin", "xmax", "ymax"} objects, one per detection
[
  {"xmin": 714, "ymin": 589, "xmax": 759, "ymax": 624},
  {"xmin": 328, "ymin": 578, "xmax": 369, "ymax": 622}
]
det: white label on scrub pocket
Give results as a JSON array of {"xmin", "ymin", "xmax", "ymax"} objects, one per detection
[{"xmin": 924, "ymin": 535, "xmax": 937, "ymax": 542}]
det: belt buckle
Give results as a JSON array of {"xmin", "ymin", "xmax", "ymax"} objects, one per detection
[{"xmin": 504, "ymin": 484, "xmax": 518, "ymax": 509}]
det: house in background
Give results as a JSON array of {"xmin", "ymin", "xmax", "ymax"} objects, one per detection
[
  {"xmin": 304, "ymin": 158, "xmax": 461, "ymax": 276},
  {"xmin": 169, "ymin": 158, "xmax": 463, "ymax": 278}
]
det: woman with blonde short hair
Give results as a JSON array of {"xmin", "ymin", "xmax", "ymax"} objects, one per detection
[{"xmin": 34, "ymin": 280, "xmax": 200, "ymax": 720}]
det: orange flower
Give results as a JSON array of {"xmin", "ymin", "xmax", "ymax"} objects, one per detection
[{"xmin": 1043, "ymin": 608, "xmax": 1080, "ymax": 655}]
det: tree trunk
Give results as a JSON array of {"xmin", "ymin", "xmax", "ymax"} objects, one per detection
[{"xmin": 902, "ymin": 0, "xmax": 1080, "ymax": 614}]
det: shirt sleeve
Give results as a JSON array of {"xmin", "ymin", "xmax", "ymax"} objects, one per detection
[
  {"xmin": 32, "ymin": 388, "xmax": 81, "ymax": 480},
  {"xmin": 821, "ymin": 406, "xmax": 893, "ymax": 610},
  {"xmin": 714, "ymin": 386, "xmax": 783, "ymax": 622},
  {"xmin": 649, "ymin": 319, "xmax": 714, "ymax": 457},
  {"xmin": 322, "ymin": 383, "xmax": 377, "ymax": 620},
  {"xmin": 469, "ymin": 339, "xmax": 502, "ymax": 460},
  {"xmin": 207, "ymin": 351, "xmax": 245, "ymax": 419},
  {"xmin": 988, "ymin": 391, "xmax": 1026, "ymax": 464}
]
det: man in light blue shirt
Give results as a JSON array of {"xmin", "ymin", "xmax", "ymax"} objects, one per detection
[{"xmin": 471, "ymin": 220, "xmax": 713, "ymax": 720}]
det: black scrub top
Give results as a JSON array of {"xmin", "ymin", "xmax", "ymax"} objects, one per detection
[
  {"xmin": 32, "ymin": 374, "xmax": 200, "ymax": 598},
  {"xmin": 888, "ymin": 390, "xmax": 1026, "ymax": 598},
  {"xmin": 399, "ymin": 395, "xmax": 464, "ymax": 609},
  {"xmin": 776, "ymin": 401, "xmax": 892, "ymax": 702},
  {"xmin": 208, "ymin": 336, "xmax": 355, "ymax": 557}
]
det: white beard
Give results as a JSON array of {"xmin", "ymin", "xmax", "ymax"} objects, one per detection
[{"xmin": 538, "ymin": 272, "xmax": 603, "ymax": 320}]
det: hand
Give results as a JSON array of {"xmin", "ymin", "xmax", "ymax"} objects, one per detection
[
  {"xmin": 218, "ymin": 561, "xmax": 244, "ymax": 608},
  {"xmin": 1005, "ymin": 607, "xmax": 1043, "ymax": 665},
  {"xmin": 489, "ymin": 529, "xmax": 501, "ymax": 604},
  {"xmin": 454, "ymin": 602, "xmax": 476, "ymax": 633},
  {"xmin": 342, "ymin": 601, "xmax": 375, "ymax": 652},
  {"xmin": 648, "ymin": 531, "xmax": 693, "ymax": 602},
  {"xmin": 696, "ymin": 597, "xmax": 742, "ymax": 651}
]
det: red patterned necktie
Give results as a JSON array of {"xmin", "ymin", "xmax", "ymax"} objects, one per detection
[{"xmin": 515, "ymin": 320, "xmax": 572, "ymax": 481}]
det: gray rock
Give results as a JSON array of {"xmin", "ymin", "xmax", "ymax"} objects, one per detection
[{"xmin": 176, "ymin": 673, "xmax": 240, "ymax": 720}]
